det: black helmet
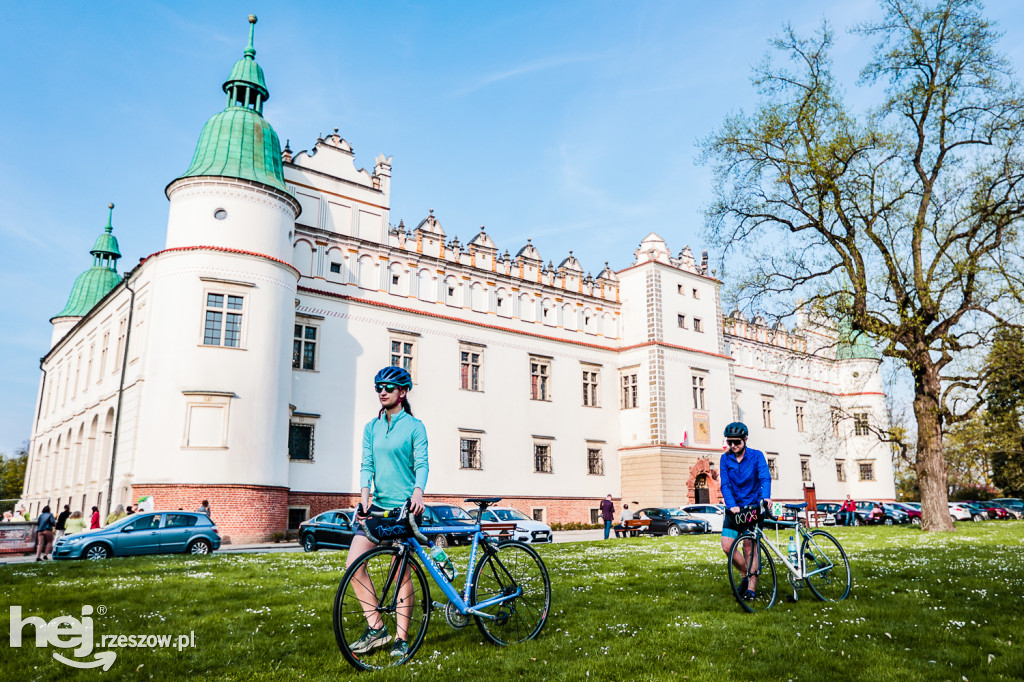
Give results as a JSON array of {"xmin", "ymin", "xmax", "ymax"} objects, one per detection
[
  {"xmin": 374, "ymin": 366, "xmax": 413, "ymax": 388},
  {"xmin": 724, "ymin": 422, "xmax": 748, "ymax": 439}
]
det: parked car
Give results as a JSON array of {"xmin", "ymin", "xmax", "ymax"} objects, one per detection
[
  {"xmin": 476, "ymin": 506, "xmax": 553, "ymax": 543},
  {"xmin": 948, "ymin": 502, "xmax": 974, "ymax": 522},
  {"xmin": 963, "ymin": 501, "xmax": 1010, "ymax": 520},
  {"xmin": 815, "ymin": 502, "xmax": 841, "ymax": 525},
  {"xmin": 421, "ymin": 504, "xmax": 477, "ymax": 548},
  {"xmin": 990, "ymin": 498, "xmax": 1024, "ymax": 519},
  {"xmin": 888, "ymin": 502, "xmax": 922, "ymax": 525},
  {"xmin": 855, "ymin": 501, "xmax": 909, "ymax": 525},
  {"xmin": 54, "ymin": 511, "xmax": 220, "ymax": 560},
  {"xmin": 679, "ymin": 504, "xmax": 726, "ymax": 532},
  {"xmin": 298, "ymin": 509, "xmax": 357, "ymax": 552},
  {"xmin": 635, "ymin": 508, "xmax": 710, "ymax": 535}
]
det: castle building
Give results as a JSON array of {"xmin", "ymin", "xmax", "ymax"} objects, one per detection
[{"xmin": 21, "ymin": 17, "xmax": 894, "ymax": 543}]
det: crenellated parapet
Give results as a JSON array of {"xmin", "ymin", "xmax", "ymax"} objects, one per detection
[{"xmin": 723, "ymin": 310, "xmax": 809, "ymax": 354}]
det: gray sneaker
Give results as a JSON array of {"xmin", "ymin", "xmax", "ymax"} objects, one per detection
[
  {"xmin": 389, "ymin": 638, "xmax": 408, "ymax": 658},
  {"xmin": 350, "ymin": 626, "xmax": 391, "ymax": 654}
]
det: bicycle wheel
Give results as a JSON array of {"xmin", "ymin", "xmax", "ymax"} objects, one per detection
[
  {"xmin": 727, "ymin": 532, "xmax": 778, "ymax": 613},
  {"xmin": 802, "ymin": 530, "xmax": 851, "ymax": 602},
  {"xmin": 470, "ymin": 540, "xmax": 551, "ymax": 645},
  {"xmin": 333, "ymin": 545, "xmax": 431, "ymax": 671}
]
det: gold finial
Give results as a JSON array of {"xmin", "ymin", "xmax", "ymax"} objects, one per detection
[
  {"xmin": 108, "ymin": 202, "xmax": 115, "ymax": 210},
  {"xmin": 249, "ymin": 14, "xmax": 257, "ymax": 24}
]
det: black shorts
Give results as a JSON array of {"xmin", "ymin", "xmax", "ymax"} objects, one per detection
[
  {"xmin": 353, "ymin": 505, "xmax": 423, "ymax": 540},
  {"xmin": 722, "ymin": 512, "xmax": 759, "ymax": 539}
]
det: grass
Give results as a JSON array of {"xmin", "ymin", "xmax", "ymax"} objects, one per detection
[{"xmin": 2, "ymin": 523, "xmax": 1023, "ymax": 681}]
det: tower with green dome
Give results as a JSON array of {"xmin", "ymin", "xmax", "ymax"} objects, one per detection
[
  {"xmin": 50, "ymin": 203, "xmax": 123, "ymax": 343},
  {"xmin": 172, "ymin": 14, "xmax": 290, "ymax": 195}
]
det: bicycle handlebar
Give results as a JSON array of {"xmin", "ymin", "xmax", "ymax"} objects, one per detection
[{"xmin": 356, "ymin": 500, "xmax": 431, "ymax": 546}]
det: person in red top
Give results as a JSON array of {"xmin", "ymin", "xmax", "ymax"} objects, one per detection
[
  {"xmin": 840, "ymin": 495, "xmax": 856, "ymax": 526},
  {"xmin": 90, "ymin": 506, "xmax": 101, "ymax": 529}
]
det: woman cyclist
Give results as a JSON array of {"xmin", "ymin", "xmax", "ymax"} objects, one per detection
[
  {"xmin": 719, "ymin": 422, "xmax": 772, "ymax": 600},
  {"xmin": 346, "ymin": 366, "xmax": 429, "ymax": 659}
]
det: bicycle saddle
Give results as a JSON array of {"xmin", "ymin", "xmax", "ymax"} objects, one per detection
[
  {"xmin": 464, "ymin": 497, "xmax": 502, "ymax": 509},
  {"xmin": 784, "ymin": 502, "xmax": 808, "ymax": 510}
]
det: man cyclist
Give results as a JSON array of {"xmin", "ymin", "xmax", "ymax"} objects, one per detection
[{"xmin": 719, "ymin": 422, "xmax": 772, "ymax": 600}]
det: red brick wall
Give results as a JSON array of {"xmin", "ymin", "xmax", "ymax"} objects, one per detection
[
  {"xmin": 130, "ymin": 484, "xmax": 289, "ymax": 545},
  {"xmin": 288, "ymin": 491, "xmax": 610, "ymax": 525}
]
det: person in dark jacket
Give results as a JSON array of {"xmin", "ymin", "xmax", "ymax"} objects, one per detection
[
  {"xmin": 54, "ymin": 504, "xmax": 71, "ymax": 542},
  {"xmin": 35, "ymin": 506, "xmax": 56, "ymax": 561},
  {"xmin": 600, "ymin": 494, "xmax": 615, "ymax": 540}
]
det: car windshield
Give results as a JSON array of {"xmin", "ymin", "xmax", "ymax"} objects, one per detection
[
  {"xmin": 494, "ymin": 509, "xmax": 530, "ymax": 521},
  {"xmin": 432, "ymin": 506, "xmax": 472, "ymax": 521},
  {"xmin": 104, "ymin": 514, "xmax": 137, "ymax": 529},
  {"xmin": 668, "ymin": 509, "xmax": 694, "ymax": 518}
]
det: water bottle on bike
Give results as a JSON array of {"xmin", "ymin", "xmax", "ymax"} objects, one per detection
[
  {"xmin": 428, "ymin": 542, "xmax": 455, "ymax": 580},
  {"xmin": 787, "ymin": 536, "xmax": 798, "ymax": 565}
]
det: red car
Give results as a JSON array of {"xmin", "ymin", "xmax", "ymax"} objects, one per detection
[
  {"xmin": 889, "ymin": 502, "xmax": 922, "ymax": 525},
  {"xmin": 963, "ymin": 501, "xmax": 1010, "ymax": 520}
]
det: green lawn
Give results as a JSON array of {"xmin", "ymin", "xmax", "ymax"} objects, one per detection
[{"xmin": 2, "ymin": 523, "xmax": 1023, "ymax": 681}]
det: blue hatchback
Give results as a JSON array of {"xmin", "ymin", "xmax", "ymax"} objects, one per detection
[{"xmin": 53, "ymin": 511, "xmax": 221, "ymax": 560}]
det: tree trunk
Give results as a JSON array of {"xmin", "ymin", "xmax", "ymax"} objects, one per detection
[{"xmin": 913, "ymin": 361, "xmax": 955, "ymax": 532}]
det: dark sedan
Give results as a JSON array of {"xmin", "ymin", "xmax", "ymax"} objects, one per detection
[
  {"xmin": 299, "ymin": 509, "xmax": 357, "ymax": 552},
  {"xmin": 422, "ymin": 504, "xmax": 477, "ymax": 548},
  {"xmin": 636, "ymin": 508, "xmax": 710, "ymax": 536},
  {"xmin": 54, "ymin": 511, "xmax": 220, "ymax": 560}
]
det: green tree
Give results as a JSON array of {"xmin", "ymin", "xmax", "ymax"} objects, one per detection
[
  {"xmin": 0, "ymin": 442, "xmax": 28, "ymax": 500},
  {"xmin": 701, "ymin": 0, "xmax": 1024, "ymax": 531},
  {"xmin": 987, "ymin": 326, "xmax": 1024, "ymax": 495}
]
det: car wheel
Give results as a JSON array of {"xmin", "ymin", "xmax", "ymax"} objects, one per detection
[
  {"xmin": 303, "ymin": 534, "xmax": 317, "ymax": 552},
  {"xmin": 883, "ymin": 517, "xmax": 894, "ymax": 526},
  {"xmin": 950, "ymin": 514, "xmax": 957, "ymax": 523},
  {"xmin": 667, "ymin": 524, "xmax": 682, "ymax": 537},
  {"xmin": 188, "ymin": 539, "xmax": 212, "ymax": 555},
  {"xmin": 971, "ymin": 514, "xmax": 982, "ymax": 523},
  {"xmin": 912, "ymin": 517, "xmax": 920, "ymax": 525},
  {"xmin": 855, "ymin": 517, "xmax": 863, "ymax": 527},
  {"xmin": 433, "ymin": 534, "xmax": 449, "ymax": 550},
  {"xmin": 84, "ymin": 544, "xmax": 110, "ymax": 561}
]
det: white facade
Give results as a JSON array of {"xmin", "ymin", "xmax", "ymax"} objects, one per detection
[{"xmin": 21, "ymin": 30, "xmax": 894, "ymax": 542}]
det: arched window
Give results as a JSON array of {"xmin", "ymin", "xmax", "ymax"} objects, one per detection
[
  {"xmin": 418, "ymin": 269, "xmax": 434, "ymax": 302},
  {"xmin": 357, "ymin": 255, "xmax": 376, "ymax": 289}
]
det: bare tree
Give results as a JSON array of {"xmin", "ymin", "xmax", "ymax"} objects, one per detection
[{"xmin": 701, "ymin": 0, "xmax": 1024, "ymax": 531}]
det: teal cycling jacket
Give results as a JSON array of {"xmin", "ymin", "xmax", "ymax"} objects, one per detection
[{"xmin": 360, "ymin": 410, "xmax": 429, "ymax": 509}]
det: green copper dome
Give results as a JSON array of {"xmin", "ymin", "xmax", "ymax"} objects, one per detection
[
  {"xmin": 175, "ymin": 15, "xmax": 289, "ymax": 194},
  {"xmin": 54, "ymin": 204, "xmax": 123, "ymax": 319},
  {"xmin": 836, "ymin": 318, "xmax": 879, "ymax": 360}
]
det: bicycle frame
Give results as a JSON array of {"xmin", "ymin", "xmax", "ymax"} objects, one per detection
[
  {"xmin": 374, "ymin": 521, "xmax": 523, "ymax": 621},
  {"xmin": 749, "ymin": 520, "xmax": 833, "ymax": 581}
]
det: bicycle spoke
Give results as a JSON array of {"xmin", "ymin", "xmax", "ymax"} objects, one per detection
[{"xmin": 802, "ymin": 531, "xmax": 851, "ymax": 602}]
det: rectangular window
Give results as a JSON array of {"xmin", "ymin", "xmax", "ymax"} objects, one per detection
[
  {"xmin": 621, "ymin": 373, "xmax": 638, "ymax": 409},
  {"xmin": 836, "ymin": 460, "xmax": 846, "ymax": 482},
  {"xmin": 533, "ymin": 508, "xmax": 546, "ymax": 522},
  {"xmin": 854, "ymin": 412, "xmax": 870, "ymax": 436},
  {"xmin": 795, "ymin": 403, "xmax": 806, "ymax": 432},
  {"xmin": 832, "ymin": 408, "xmax": 841, "ymax": 436},
  {"xmin": 116, "ymin": 317, "xmax": 127, "ymax": 364},
  {"xmin": 288, "ymin": 423, "xmax": 314, "ymax": 460},
  {"xmin": 859, "ymin": 461, "xmax": 875, "ymax": 481},
  {"xmin": 693, "ymin": 318, "xmax": 703, "ymax": 333},
  {"xmin": 292, "ymin": 324, "xmax": 318, "ymax": 370},
  {"xmin": 692, "ymin": 288, "xmax": 700, "ymax": 299},
  {"xmin": 587, "ymin": 447, "xmax": 604, "ymax": 475},
  {"xmin": 460, "ymin": 348, "xmax": 482, "ymax": 391},
  {"xmin": 329, "ymin": 262, "xmax": 341, "ymax": 274},
  {"xmin": 533, "ymin": 443, "xmax": 552, "ymax": 473},
  {"xmin": 530, "ymin": 357, "xmax": 550, "ymax": 401},
  {"xmin": 390, "ymin": 335, "xmax": 416, "ymax": 379},
  {"xmin": 287, "ymin": 507, "xmax": 309, "ymax": 530},
  {"xmin": 767, "ymin": 455, "xmax": 778, "ymax": 480},
  {"xmin": 85, "ymin": 345, "xmax": 94, "ymax": 387},
  {"xmin": 203, "ymin": 293, "xmax": 244, "ymax": 347},
  {"xmin": 582, "ymin": 368, "xmax": 599, "ymax": 407},
  {"xmin": 801, "ymin": 456, "xmax": 811, "ymax": 482},
  {"xmin": 99, "ymin": 332, "xmax": 109, "ymax": 378},
  {"xmin": 692, "ymin": 375, "xmax": 706, "ymax": 410},
  {"xmin": 762, "ymin": 397, "xmax": 774, "ymax": 428},
  {"xmin": 677, "ymin": 284, "xmax": 684, "ymax": 294},
  {"xmin": 460, "ymin": 437, "xmax": 482, "ymax": 469},
  {"xmin": 590, "ymin": 509, "xmax": 601, "ymax": 524},
  {"xmin": 677, "ymin": 314, "xmax": 686, "ymax": 328}
]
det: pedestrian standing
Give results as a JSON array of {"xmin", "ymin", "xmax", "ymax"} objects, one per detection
[
  {"xmin": 106, "ymin": 504, "xmax": 126, "ymax": 525},
  {"xmin": 65, "ymin": 511, "xmax": 86, "ymax": 535},
  {"xmin": 600, "ymin": 494, "xmax": 615, "ymax": 540},
  {"xmin": 125, "ymin": 505, "xmax": 135, "ymax": 515},
  {"xmin": 840, "ymin": 495, "xmax": 856, "ymax": 526},
  {"xmin": 35, "ymin": 505, "xmax": 56, "ymax": 561},
  {"xmin": 54, "ymin": 504, "xmax": 70, "ymax": 542},
  {"xmin": 90, "ymin": 506, "xmax": 100, "ymax": 529}
]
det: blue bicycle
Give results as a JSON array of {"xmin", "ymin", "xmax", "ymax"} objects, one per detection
[{"xmin": 333, "ymin": 497, "xmax": 551, "ymax": 671}]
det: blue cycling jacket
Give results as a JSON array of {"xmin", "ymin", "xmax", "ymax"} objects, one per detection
[
  {"xmin": 360, "ymin": 409, "xmax": 429, "ymax": 509},
  {"xmin": 719, "ymin": 447, "xmax": 771, "ymax": 509}
]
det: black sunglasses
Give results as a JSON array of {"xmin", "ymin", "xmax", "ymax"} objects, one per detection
[
  {"xmin": 375, "ymin": 383, "xmax": 400, "ymax": 393},
  {"xmin": 726, "ymin": 439, "xmax": 744, "ymax": 446}
]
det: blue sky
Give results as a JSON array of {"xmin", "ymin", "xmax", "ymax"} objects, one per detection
[{"xmin": 2, "ymin": 1, "xmax": 1023, "ymax": 455}]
